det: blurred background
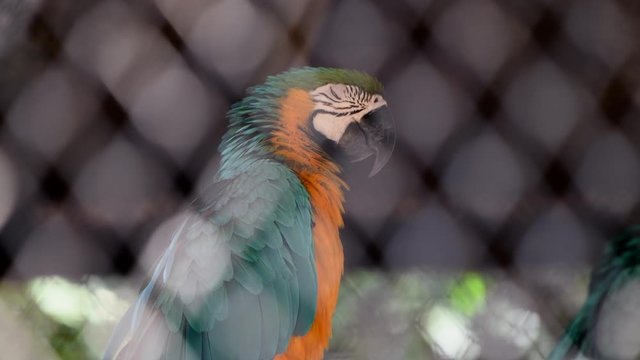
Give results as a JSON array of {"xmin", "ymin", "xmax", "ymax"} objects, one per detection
[{"xmin": 1, "ymin": 0, "xmax": 639, "ymax": 359}]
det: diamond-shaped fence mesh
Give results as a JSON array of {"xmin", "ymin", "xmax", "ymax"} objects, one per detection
[{"xmin": 1, "ymin": 0, "xmax": 640, "ymax": 359}]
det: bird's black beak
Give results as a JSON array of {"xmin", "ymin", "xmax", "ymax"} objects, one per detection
[{"xmin": 337, "ymin": 105, "xmax": 396, "ymax": 177}]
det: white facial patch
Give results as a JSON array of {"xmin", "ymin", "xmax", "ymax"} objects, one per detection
[
  {"xmin": 312, "ymin": 112, "xmax": 353, "ymax": 142},
  {"xmin": 309, "ymin": 84, "xmax": 387, "ymax": 143}
]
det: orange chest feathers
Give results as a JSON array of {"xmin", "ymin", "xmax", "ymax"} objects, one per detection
[{"xmin": 272, "ymin": 89, "xmax": 346, "ymax": 360}]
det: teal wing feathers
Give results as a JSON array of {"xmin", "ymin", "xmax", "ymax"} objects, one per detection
[
  {"xmin": 104, "ymin": 160, "xmax": 317, "ymax": 360},
  {"xmin": 548, "ymin": 226, "xmax": 640, "ymax": 360}
]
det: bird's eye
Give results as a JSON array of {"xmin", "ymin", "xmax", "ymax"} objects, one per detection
[{"xmin": 373, "ymin": 97, "xmax": 379, "ymax": 103}]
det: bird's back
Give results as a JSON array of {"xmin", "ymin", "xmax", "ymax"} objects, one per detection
[{"xmin": 104, "ymin": 160, "xmax": 318, "ymax": 360}]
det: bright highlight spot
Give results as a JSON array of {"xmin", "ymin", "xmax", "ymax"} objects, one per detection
[
  {"xmin": 30, "ymin": 277, "xmax": 89, "ymax": 326},
  {"xmin": 29, "ymin": 276, "xmax": 129, "ymax": 327},
  {"xmin": 421, "ymin": 305, "xmax": 480, "ymax": 360}
]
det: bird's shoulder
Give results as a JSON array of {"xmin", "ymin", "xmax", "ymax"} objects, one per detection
[{"xmin": 158, "ymin": 159, "xmax": 315, "ymax": 319}]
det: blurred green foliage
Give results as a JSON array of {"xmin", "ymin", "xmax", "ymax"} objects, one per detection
[{"xmin": 448, "ymin": 273, "xmax": 487, "ymax": 317}]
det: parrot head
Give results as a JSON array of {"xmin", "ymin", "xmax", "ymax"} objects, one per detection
[
  {"xmin": 308, "ymin": 82, "xmax": 395, "ymax": 177},
  {"xmin": 220, "ymin": 67, "xmax": 396, "ymax": 177}
]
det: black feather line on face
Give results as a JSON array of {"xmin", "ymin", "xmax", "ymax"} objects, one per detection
[
  {"xmin": 330, "ymin": 87, "xmax": 339, "ymax": 99},
  {"xmin": 316, "ymin": 92, "xmax": 339, "ymax": 103},
  {"xmin": 311, "ymin": 108, "xmax": 362, "ymax": 117}
]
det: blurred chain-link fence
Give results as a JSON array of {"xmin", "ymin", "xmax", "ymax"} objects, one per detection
[{"xmin": 1, "ymin": 0, "xmax": 640, "ymax": 359}]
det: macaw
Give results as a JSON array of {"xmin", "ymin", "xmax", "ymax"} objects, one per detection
[
  {"xmin": 548, "ymin": 226, "xmax": 640, "ymax": 360},
  {"xmin": 103, "ymin": 67, "xmax": 395, "ymax": 360}
]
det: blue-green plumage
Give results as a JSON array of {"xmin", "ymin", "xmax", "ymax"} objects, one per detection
[{"xmin": 548, "ymin": 226, "xmax": 640, "ymax": 360}]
